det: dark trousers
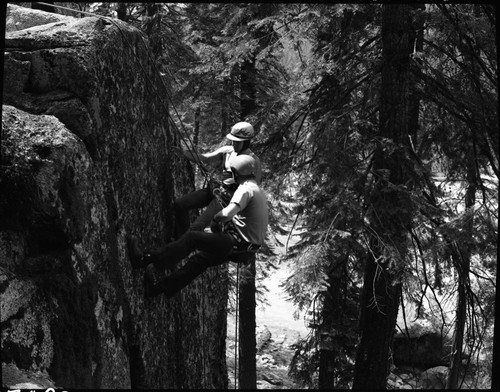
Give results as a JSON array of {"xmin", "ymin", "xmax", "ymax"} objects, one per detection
[
  {"xmin": 173, "ymin": 183, "xmax": 237, "ymax": 239},
  {"xmin": 173, "ymin": 188, "xmax": 214, "ymax": 238},
  {"xmin": 147, "ymin": 231, "xmax": 236, "ymax": 297}
]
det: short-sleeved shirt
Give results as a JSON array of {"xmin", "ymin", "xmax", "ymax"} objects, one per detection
[
  {"xmin": 229, "ymin": 180, "xmax": 268, "ymax": 245},
  {"xmin": 210, "ymin": 145, "xmax": 262, "ymax": 185}
]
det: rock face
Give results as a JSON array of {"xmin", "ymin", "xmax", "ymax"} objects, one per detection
[{"xmin": 1, "ymin": 4, "xmax": 228, "ymax": 389}]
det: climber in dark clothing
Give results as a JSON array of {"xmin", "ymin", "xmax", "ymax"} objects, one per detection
[
  {"xmin": 127, "ymin": 154, "xmax": 268, "ymax": 298},
  {"xmin": 171, "ymin": 121, "xmax": 262, "ymax": 239}
]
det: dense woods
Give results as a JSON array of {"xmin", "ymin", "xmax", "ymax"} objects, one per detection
[{"xmin": 13, "ymin": 2, "xmax": 498, "ymax": 389}]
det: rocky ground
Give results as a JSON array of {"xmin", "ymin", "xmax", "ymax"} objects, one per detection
[{"xmin": 226, "ymin": 321, "xmax": 305, "ymax": 389}]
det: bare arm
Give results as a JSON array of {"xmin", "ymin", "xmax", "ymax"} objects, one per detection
[
  {"xmin": 213, "ymin": 203, "xmax": 241, "ymax": 223},
  {"xmin": 172, "ymin": 145, "xmax": 225, "ymax": 165}
]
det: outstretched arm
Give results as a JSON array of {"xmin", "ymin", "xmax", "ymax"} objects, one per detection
[
  {"xmin": 213, "ymin": 202, "xmax": 241, "ymax": 223},
  {"xmin": 172, "ymin": 145, "xmax": 225, "ymax": 165}
]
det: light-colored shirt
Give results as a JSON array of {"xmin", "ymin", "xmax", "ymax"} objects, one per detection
[
  {"xmin": 210, "ymin": 145, "xmax": 262, "ymax": 185},
  {"xmin": 229, "ymin": 180, "xmax": 268, "ymax": 245}
]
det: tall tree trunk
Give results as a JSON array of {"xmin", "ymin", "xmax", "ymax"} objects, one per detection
[
  {"xmin": 234, "ymin": 5, "xmax": 278, "ymax": 387},
  {"xmin": 240, "ymin": 59, "xmax": 257, "ymax": 119},
  {"xmin": 353, "ymin": 4, "xmax": 416, "ymax": 388},
  {"xmin": 236, "ymin": 73, "xmax": 257, "ymax": 387},
  {"xmin": 446, "ymin": 6, "xmax": 482, "ymax": 386},
  {"xmin": 220, "ymin": 108, "xmax": 228, "ymax": 139},
  {"xmin": 446, "ymin": 143, "xmax": 477, "ymax": 389},
  {"xmin": 237, "ymin": 3, "xmax": 277, "ymax": 120},
  {"xmin": 237, "ymin": 255, "xmax": 257, "ymax": 389},
  {"xmin": 318, "ymin": 258, "xmax": 345, "ymax": 389},
  {"xmin": 445, "ymin": 251, "xmax": 467, "ymax": 389},
  {"xmin": 493, "ymin": 269, "xmax": 500, "ymax": 391},
  {"xmin": 235, "ymin": 20, "xmax": 260, "ymax": 386},
  {"xmin": 220, "ymin": 77, "xmax": 232, "ymax": 138},
  {"xmin": 408, "ymin": 4, "xmax": 425, "ymax": 147},
  {"xmin": 143, "ymin": 3, "xmax": 162, "ymax": 59},
  {"xmin": 234, "ymin": 66, "xmax": 257, "ymax": 388},
  {"xmin": 116, "ymin": 3, "xmax": 128, "ymax": 22},
  {"xmin": 193, "ymin": 106, "xmax": 201, "ymax": 147}
]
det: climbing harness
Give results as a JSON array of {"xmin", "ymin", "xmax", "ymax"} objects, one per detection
[{"xmin": 223, "ymin": 222, "xmax": 261, "ymax": 254}]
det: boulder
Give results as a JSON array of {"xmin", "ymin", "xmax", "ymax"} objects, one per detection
[
  {"xmin": 5, "ymin": 4, "xmax": 73, "ymax": 32},
  {"xmin": 2, "ymin": 362, "xmax": 56, "ymax": 389},
  {"xmin": 393, "ymin": 319, "xmax": 448, "ymax": 368},
  {"xmin": 257, "ymin": 324, "xmax": 272, "ymax": 353},
  {"xmin": 419, "ymin": 366, "xmax": 448, "ymax": 389},
  {"xmin": 1, "ymin": 4, "xmax": 228, "ymax": 389}
]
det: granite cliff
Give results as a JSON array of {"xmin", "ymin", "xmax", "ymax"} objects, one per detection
[{"xmin": 1, "ymin": 4, "xmax": 228, "ymax": 389}]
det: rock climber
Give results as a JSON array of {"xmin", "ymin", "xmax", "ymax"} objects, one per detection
[
  {"xmin": 127, "ymin": 154, "xmax": 268, "ymax": 298},
  {"xmin": 171, "ymin": 121, "xmax": 262, "ymax": 239}
]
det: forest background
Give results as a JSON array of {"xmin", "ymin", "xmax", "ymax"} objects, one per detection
[{"xmin": 21, "ymin": 2, "xmax": 498, "ymax": 390}]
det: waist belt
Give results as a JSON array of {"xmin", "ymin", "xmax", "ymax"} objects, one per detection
[{"xmin": 224, "ymin": 222, "xmax": 261, "ymax": 254}]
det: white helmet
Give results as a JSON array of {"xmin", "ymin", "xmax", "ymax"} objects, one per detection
[
  {"xmin": 226, "ymin": 122, "xmax": 254, "ymax": 141},
  {"xmin": 230, "ymin": 155, "xmax": 256, "ymax": 177}
]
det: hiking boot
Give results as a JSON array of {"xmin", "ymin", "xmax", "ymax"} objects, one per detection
[
  {"xmin": 144, "ymin": 264, "xmax": 166, "ymax": 298},
  {"xmin": 127, "ymin": 235, "xmax": 147, "ymax": 269}
]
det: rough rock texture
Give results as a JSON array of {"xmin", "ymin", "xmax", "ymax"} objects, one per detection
[
  {"xmin": 419, "ymin": 366, "xmax": 449, "ymax": 389},
  {"xmin": 1, "ymin": 4, "xmax": 228, "ymax": 389},
  {"xmin": 393, "ymin": 319, "xmax": 449, "ymax": 368},
  {"xmin": 4, "ymin": 4, "xmax": 73, "ymax": 32}
]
